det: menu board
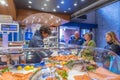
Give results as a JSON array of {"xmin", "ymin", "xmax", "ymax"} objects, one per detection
[{"xmin": 1, "ymin": 24, "xmax": 18, "ymax": 31}]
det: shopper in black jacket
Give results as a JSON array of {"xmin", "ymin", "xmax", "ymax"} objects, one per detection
[{"xmin": 105, "ymin": 31, "xmax": 120, "ymax": 56}]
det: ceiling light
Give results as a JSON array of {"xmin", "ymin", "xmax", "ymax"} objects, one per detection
[
  {"xmin": 46, "ymin": 0, "xmax": 50, "ymax": 2},
  {"xmin": 61, "ymin": 1, "xmax": 64, "ymax": 4},
  {"xmin": 68, "ymin": 8, "xmax": 71, "ymax": 10},
  {"xmin": 28, "ymin": 1, "xmax": 32, "ymax": 4},
  {"xmin": 57, "ymin": 5, "xmax": 60, "ymax": 8},
  {"xmin": 28, "ymin": 5, "xmax": 32, "ymax": 8},
  {"xmin": 44, "ymin": 3, "xmax": 47, "ymax": 6},
  {"xmin": 74, "ymin": 3, "xmax": 77, "ymax": 6},
  {"xmin": 64, "ymin": 11, "xmax": 67, "ymax": 13},
  {"xmin": 81, "ymin": 0, "xmax": 85, "ymax": 1},
  {"xmin": 0, "ymin": 0, "xmax": 6, "ymax": 5},
  {"xmin": 41, "ymin": 7, "xmax": 44, "ymax": 10},
  {"xmin": 53, "ymin": 9, "xmax": 56, "ymax": 12}
]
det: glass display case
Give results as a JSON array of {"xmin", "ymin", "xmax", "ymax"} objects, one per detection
[
  {"xmin": 0, "ymin": 46, "xmax": 120, "ymax": 80},
  {"xmin": 43, "ymin": 27, "xmax": 59, "ymax": 48}
]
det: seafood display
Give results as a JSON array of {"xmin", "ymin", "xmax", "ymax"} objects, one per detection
[{"xmin": 0, "ymin": 46, "xmax": 120, "ymax": 80}]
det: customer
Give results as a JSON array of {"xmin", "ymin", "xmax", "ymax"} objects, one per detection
[
  {"xmin": 80, "ymin": 32, "xmax": 96, "ymax": 59},
  {"xmin": 105, "ymin": 31, "xmax": 120, "ymax": 56},
  {"xmin": 29, "ymin": 25, "xmax": 51, "ymax": 47},
  {"xmin": 28, "ymin": 25, "xmax": 52, "ymax": 63},
  {"xmin": 83, "ymin": 32, "xmax": 96, "ymax": 47},
  {"xmin": 68, "ymin": 31, "xmax": 84, "ymax": 45}
]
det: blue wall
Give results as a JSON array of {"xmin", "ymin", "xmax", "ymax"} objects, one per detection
[{"xmin": 95, "ymin": 1, "xmax": 120, "ymax": 47}]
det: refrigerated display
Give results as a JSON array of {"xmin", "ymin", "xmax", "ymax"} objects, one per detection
[{"xmin": 0, "ymin": 46, "xmax": 120, "ymax": 80}]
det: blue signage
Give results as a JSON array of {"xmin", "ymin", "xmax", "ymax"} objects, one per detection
[{"xmin": 25, "ymin": 32, "xmax": 33, "ymax": 40}]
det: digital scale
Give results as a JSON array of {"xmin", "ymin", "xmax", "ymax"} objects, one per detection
[{"xmin": 0, "ymin": 23, "xmax": 19, "ymax": 49}]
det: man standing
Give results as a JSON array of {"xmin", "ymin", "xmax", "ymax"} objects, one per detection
[{"xmin": 68, "ymin": 31, "xmax": 84, "ymax": 45}]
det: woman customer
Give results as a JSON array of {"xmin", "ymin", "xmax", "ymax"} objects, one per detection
[
  {"xmin": 80, "ymin": 32, "xmax": 96, "ymax": 59},
  {"xmin": 83, "ymin": 32, "xmax": 96, "ymax": 47},
  {"xmin": 105, "ymin": 31, "xmax": 120, "ymax": 56}
]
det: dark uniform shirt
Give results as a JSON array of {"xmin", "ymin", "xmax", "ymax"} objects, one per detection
[
  {"xmin": 68, "ymin": 35, "xmax": 84, "ymax": 45},
  {"xmin": 105, "ymin": 42, "xmax": 120, "ymax": 56}
]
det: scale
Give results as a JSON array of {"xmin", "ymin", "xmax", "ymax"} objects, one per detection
[{"xmin": 0, "ymin": 23, "xmax": 19, "ymax": 49}]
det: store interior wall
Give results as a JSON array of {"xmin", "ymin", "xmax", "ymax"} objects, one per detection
[
  {"xmin": 82, "ymin": 11, "xmax": 96, "ymax": 24},
  {"xmin": 95, "ymin": 1, "xmax": 120, "ymax": 48}
]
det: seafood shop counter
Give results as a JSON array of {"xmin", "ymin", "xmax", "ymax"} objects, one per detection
[{"xmin": 0, "ymin": 46, "xmax": 120, "ymax": 80}]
